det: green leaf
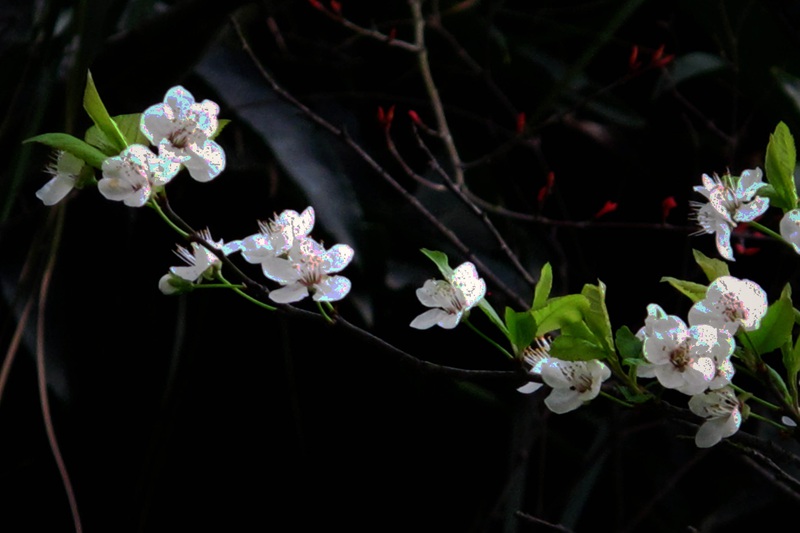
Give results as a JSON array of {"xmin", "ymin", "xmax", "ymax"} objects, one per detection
[
  {"xmin": 615, "ymin": 326, "xmax": 643, "ymax": 360},
  {"xmin": 692, "ymin": 249, "xmax": 729, "ymax": 282},
  {"xmin": 787, "ymin": 336, "xmax": 800, "ymax": 381},
  {"xmin": 661, "ymin": 276, "xmax": 707, "ymax": 302},
  {"xmin": 532, "ymin": 262, "xmax": 552, "ymax": 310},
  {"xmin": 505, "ymin": 307, "xmax": 537, "ymax": 352},
  {"xmin": 765, "ymin": 121, "xmax": 798, "ymax": 211},
  {"xmin": 83, "ymin": 71, "xmax": 128, "ymax": 153},
  {"xmin": 749, "ymin": 284, "xmax": 795, "ymax": 356},
  {"xmin": 477, "ymin": 298, "xmax": 508, "ymax": 337},
  {"xmin": 581, "ymin": 281, "xmax": 615, "ymax": 355},
  {"xmin": 24, "ymin": 132, "xmax": 108, "ymax": 169},
  {"xmin": 86, "ymin": 114, "xmax": 148, "ymax": 156},
  {"xmin": 549, "ymin": 335, "xmax": 607, "ymax": 361},
  {"xmin": 531, "ymin": 294, "xmax": 589, "ymax": 336},
  {"xmin": 420, "ymin": 248, "xmax": 453, "ymax": 279},
  {"xmin": 211, "ymin": 118, "xmax": 231, "ymax": 140}
]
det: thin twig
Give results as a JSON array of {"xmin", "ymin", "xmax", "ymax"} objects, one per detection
[
  {"xmin": 412, "ymin": 124, "xmax": 537, "ymax": 288},
  {"xmin": 409, "ymin": 0, "xmax": 465, "ymax": 186},
  {"xmin": 308, "ymin": 0, "xmax": 421, "ymax": 52},
  {"xmin": 36, "ymin": 205, "xmax": 82, "ymax": 533},
  {"xmin": 230, "ymin": 15, "xmax": 527, "ymax": 308}
]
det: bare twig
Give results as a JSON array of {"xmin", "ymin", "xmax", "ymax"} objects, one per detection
[
  {"xmin": 36, "ymin": 205, "xmax": 82, "ymax": 533},
  {"xmin": 412, "ymin": 124, "xmax": 537, "ymax": 287},
  {"xmin": 307, "ymin": 0, "xmax": 421, "ymax": 52},
  {"xmin": 230, "ymin": 15, "xmax": 527, "ymax": 308},
  {"xmin": 409, "ymin": 0, "xmax": 465, "ymax": 186}
]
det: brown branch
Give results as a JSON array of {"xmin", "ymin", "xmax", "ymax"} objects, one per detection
[
  {"xmin": 230, "ymin": 15, "xmax": 528, "ymax": 308},
  {"xmin": 36, "ymin": 205, "xmax": 82, "ymax": 533}
]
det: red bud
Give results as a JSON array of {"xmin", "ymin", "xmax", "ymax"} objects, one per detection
[
  {"xmin": 308, "ymin": 0, "xmax": 324, "ymax": 10},
  {"xmin": 661, "ymin": 196, "xmax": 677, "ymax": 222},
  {"xmin": 330, "ymin": 1, "xmax": 342, "ymax": 14},
  {"xmin": 629, "ymin": 45, "xmax": 641, "ymax": 70},
  {"xmin": 377, "ymin": 105, "xmax": 395, "ymax": 129},
  {"xmin": 516, "ymin": 112, "xmax": 526, "ymax": 134},
  {"xmin": 594, "ymin": 200, "xmax": 618, "ymax": 219},
  {"xmin": 408, "ymin": 109, "xmax": 422, "ymax": 125}
]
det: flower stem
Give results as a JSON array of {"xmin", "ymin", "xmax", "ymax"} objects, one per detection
[
  {"xmin": 217, "ymin": 273, "xmax": 276, "ymax": 311},
  {"xmin": 731, "ymin": 383, "xmax": 781, "ymax": 411},
  {"xmin": 600, "ymin": 389, "xmax": 634, "ymax": 408},
  {"xmin": 317, "ymin": 301, "xmax": 335, "ymax": 324},
  {"xmin": 748, "ymin": 220, "xmax": 784, "ymax": 244},
  {"xmin": 148, "ymin": 199, "xmax": 189, "ymax": 238},
  {"xmin": 748, "ymin": 410, "xmax": 789, "ymax": 430},
  {"xmin": 463, "ymin": 317, "xmax": 514, "ymax": 359}
]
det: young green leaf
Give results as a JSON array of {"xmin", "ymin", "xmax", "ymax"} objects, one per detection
[
  {"xmin": 765, "ymin": 121, "xmax": 798, "ymax": 210},
  {"xmin": 615, "ymin": 325, "xmax": 643, "ymax": 360},
  {"xmin": 581, "ymin": 281, "xmax": 615, "ymax": 356},
  {"xmin": 477, "ymin": 298, "xmax": 508, "ymax": 337},
  {"xmin": 86, "ymin": 114, "xmax": 149, "ymax": 156},
  {"xmin": 531, "ymin": 294, "xmax": 589, "ymax": 336},
  {"xmin": 420, "ymin": 248, "xmax": 454, "ymax": 279},
  {"xmin": 505, "ymin": 307, "xmax": 537, "ymax": 352},
  {"xmin": 532, "ymin": 262, "xmax": 552, "ymax": 310},
  {"xmin": 24, "ymin": 133, "xmax": 108, "ymax": 169},
  {"xmin": 661, "ymin": 276, "xmax": 707, "ymax": 302},
  {"xmin": 83, "ymin": 71, "xmax": 128, "ymax": 153},
  {"xmin": 748, "ymin": 284, "xmax": 795, "ymax": 356},
  {"xmin": 549, "ymin": 335, "xmax": 607, "ymax": 361},
  {"xmin": 692, "ymin": 249, "xmax": 729, "ymax": 282}
]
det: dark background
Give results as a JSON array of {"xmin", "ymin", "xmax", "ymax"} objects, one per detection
[{"xmin": 3, "ymin": 0, "xmax": 800, "ymax": 531}]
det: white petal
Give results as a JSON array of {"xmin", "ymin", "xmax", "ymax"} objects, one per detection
[
  {"xmin": 185, "ymin": 141, "xmax": 225, "ymax": 182},
  {"xmin": 780, "ymin": 209, "xmax": 800, "ymax": 254},
  {"xmin": 324, "ymin": 244, "xmax": 355, "ymax": 274},
  {"xmin": 410, "ymin": 308, "xmax": 454, "ymax": 329},
  {"xmin": 268, "ymin": 283, "xmax": 309, "ymax": 303},
  {"xmin": 544, "ymin": 387, "xmax": 583, "ymax": 414},
  {"xmin": 451, "ymin": 262, "xmax": 486, "ymax": 309},
  {"xmin": 734, "ymin": 196, "xmax": 769, "ymax": 222},
  {"xmin": 517, "ymin": 382, "xmax": 543, "ymax": 394},
  {"xmin": 313, "ymin": 275, "xmax": 351, "ymax": 302},
  {"xmin": 36, "ymin": 175, "xmax": 74, "ymax": 205}
]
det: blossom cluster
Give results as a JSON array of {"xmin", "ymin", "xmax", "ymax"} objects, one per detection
[
  {"xmin": 637, "ymin": 275, "xmax": 766, "ymax": 447},
  {"xmin": 36, "ymin": 85, "xmax": 226, "ymax": 207},
  {"xmin": 516, "ymin": 337, "xmax": 612, "ymax": 415},
  {"xmin": 159, "ymin": 207, "xmax": 354, "ymax": 304}
]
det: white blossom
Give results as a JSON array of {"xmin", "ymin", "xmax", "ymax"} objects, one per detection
[
  {"xmin": 410, "ymin": 261, "xmax": 486, "ymax": 330},
  {"xmin": 158, "ymin": 230, "xmax": 225, "ymax": 294},
  {"xmin": 261, "ymin": 237, "xmax": 353, "ymax": 303},
  {"xmin": 140, "ymin": 85, "xmax": 225, "ymax": 182},
  {"xmin": 36, "ymin": 150, "xmax": 84, "ymax": 205},
  {"xmin": 540, "ymin": 358, "xmax": 611, "ymax": 414},
  {"xmin": 688, "ymin": 275, "xmax": 767, "ymax": 334},
  {"xmin": 691, "ymin": 168, "xmax": 769, "ymax": 261},
  {"xmin": 98, "ymin": 144, "xmax": 180, "ymax": 207},
  {"xmin": 637, "ymin": 304, "xmax": 734, "ymax": 395},
  {"xmin": 688, "ymin": 386, "xmax": 742, "ymax": 448},
  {"xmin": 230, "ymin": 207, "xmax": 316, "ymax": 262}
]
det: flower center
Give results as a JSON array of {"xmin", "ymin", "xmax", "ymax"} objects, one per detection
[
  {"xmin": 297, "ymin": 253, "xmax": 325, "ymax": 287},
  {"xmin": 168, "ymin": 119, "xmax": 198, "ymax": 149},
  {"xmin": 719, "ymin": 292, "xmax": 746, "ymax": 322},
  {"xmin": 570, "ymin": 372, "xmax": 593, "ymax": 393},
  {"xmin": 669, "ymin": 340, "xmax": 692, "ymax": 371}
]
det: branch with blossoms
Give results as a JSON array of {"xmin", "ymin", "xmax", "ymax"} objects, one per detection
[
  {"xmin": 31, "ymin": 69, "xmax": 800, "ymax": 456},
  {"xmin": 19, "ymin": 3, "xmax": 800, "ymax": 530}
]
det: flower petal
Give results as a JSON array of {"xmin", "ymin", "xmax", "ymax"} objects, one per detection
[{"xmin": 268, "ymin": 283, "xmax": 309, "ymax": 303}]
